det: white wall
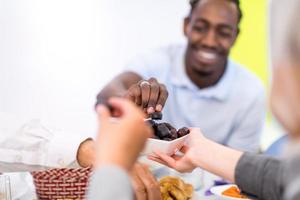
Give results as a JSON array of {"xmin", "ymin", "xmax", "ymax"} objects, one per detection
[{"xmin": 0, "ymin": 0, "xmax": 189, "ymax": 136}]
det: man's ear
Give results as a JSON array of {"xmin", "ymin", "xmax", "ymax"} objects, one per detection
[
  {"xmin": 231, "ymin": 28, "xmax": 240, "ymax": 46},
  {"xmin": 236, "ymin": 27, "xmax": 240, "ymax": 37},
  {"xmin": 183, "ymin": 17, "xmax": 190, "ymax": 37}
]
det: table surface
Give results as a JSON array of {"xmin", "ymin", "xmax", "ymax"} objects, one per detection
[{"xmin": 5, "ymin": 169, "xmax": 223, "ymax": 200}]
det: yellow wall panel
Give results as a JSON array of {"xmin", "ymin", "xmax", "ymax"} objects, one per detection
[{"xmin": 230, "ymin": 0, "xmax": 268, "ymax": 86}]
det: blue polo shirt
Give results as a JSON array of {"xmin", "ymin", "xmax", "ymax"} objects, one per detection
[{"xmin": 126, "ymin": 45, "xmax": 266, "ymax": 152}]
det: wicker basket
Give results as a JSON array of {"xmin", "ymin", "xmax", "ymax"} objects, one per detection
[{"xmin": 31, "ymin": 167, "xmax": 92, "ymax": 200}]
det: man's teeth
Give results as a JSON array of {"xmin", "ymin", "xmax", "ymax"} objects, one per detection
[{"xmin": 198, "ymin": 51, "xmax": 217, "ymax": 60}]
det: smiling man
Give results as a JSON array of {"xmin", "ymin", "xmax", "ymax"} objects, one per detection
[
  {"xmin": 97, "ymin": 0, "xmax": 265, "ymax": 152},
  {"xmin": 95, "ymin": 0, "xmax": 265, "ymax": 198},
  {"xmin": 185, "ymin": 0, "xmax": 242, "ymax": 88}
]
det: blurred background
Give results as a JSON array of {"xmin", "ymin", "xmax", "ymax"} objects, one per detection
[{"xmin": 0, "ymin": 0, "xmax": 281, "ymax": 149}]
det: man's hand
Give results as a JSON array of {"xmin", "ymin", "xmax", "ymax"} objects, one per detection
[
  {"xmin": 76, "ymin": 138, "xmax": 96, "ymax": 167},
  {"xmin": 130, "ymin": 163, "xmax": 162, "ymax": 200},
  {"xmin": 95, "ymin": 97, "xmax": 153, "ymax": 171},
  {"xmin": 124, "ymin": 78, "xmax": 168, "ymax": 114}
]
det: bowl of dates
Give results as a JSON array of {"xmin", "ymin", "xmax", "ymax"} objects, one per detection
[{"xmin": 142, "ymin": 121, "xmax": 190, "ymax": 156}]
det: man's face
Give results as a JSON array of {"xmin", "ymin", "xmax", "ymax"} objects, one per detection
[{"xmin": 184, "ymin": 0, "xmax": 239, "ymax": 75}]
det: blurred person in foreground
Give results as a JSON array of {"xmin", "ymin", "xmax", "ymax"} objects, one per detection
[
  {"xmin": 148, "ymin": 0, "xmax": 300, "ymax": 199},
  {"xmin": 88, "ymin": 98, "xmax": 156, "ymax": 200}
]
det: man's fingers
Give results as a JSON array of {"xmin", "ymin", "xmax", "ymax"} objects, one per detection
[
  {"xmin": 132, "ymin": 178, "xmax": 147, "ymax": 200},
  {"xmin": 135, "ymin": 164, "xmax": 161, "ymax": 200},
  {"xmin": 125, "ymin": 84, "xmax": 142, "ymax": 106},
  {"xmin": 139, "ymin": 81, "xmax": 151, "ymax": 108},
  {"xmin": 156, "ymin": 84, "xmax": 168, "ymax": 112},
  {"xmin": 124, "ymin": 90, "xmax": 136, "ymax": 103},
  {"xmin": 126, "ymin": 79, "xmax": 168, "ymax": 113},
  {"xmin": 131, "ymin": 167, "xmax": 147, "ymax": 200},
  {"xmin": 136, "ymin": 164, "xmax": 158, "ymax": 185},
  {"xmin": 147, "ymin": 78, "xmax": 160, "ymax": 114}
]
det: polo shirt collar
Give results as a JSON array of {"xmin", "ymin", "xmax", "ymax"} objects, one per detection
[{"xmin": 170, "ymin": 52, "xmax": 235, "ymax": 101}]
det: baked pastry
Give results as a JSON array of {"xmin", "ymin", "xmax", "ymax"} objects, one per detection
[{"xmin": 159, "ymin": 176, "xmax": 194, "ymax": 200}]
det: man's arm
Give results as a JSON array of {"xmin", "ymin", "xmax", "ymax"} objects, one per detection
[{"xmin": 96, "ymin": 71, "xmax": 142, "ymax": 106}]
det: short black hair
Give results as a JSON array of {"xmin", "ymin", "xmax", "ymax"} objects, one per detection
[{"xmin": 189, "ymin": 0, "xmax": 243, "ymax": 24}]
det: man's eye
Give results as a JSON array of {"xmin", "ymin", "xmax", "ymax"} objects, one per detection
[
  {"xmin": 219, "ymin": 31, "xmax": 232, "ymax": 38},
  {"xmin": 193, "ymin": 26, "xmax": 205, "ymax": 33}
]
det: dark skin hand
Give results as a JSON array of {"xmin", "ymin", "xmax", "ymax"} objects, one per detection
[
  {"xmin": 76, "ymin": 138, "xmax": 96, "ymax": 168},
  {"xmin": 130, "ymin": 163, "xmax": 162, "ymax": 200},
  {"xmin": 96, "ymin": 72, "xmax": 168, "ymax": 115}
]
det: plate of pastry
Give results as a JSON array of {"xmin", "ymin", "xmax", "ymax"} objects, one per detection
[{"xmin": 159, "ymin": 176, "xmax": 201, "ymax": 200}]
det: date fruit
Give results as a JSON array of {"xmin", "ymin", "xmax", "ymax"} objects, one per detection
[{"xmin": 149, "ymin": 121, "xmax": 189, "ymax": 141}]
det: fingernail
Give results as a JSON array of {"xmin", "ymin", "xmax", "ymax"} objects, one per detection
[
  {"xmin": 156, "ymin": 104, "xmax": 162, "ymax": 111},
  {"xmin": 147, "ymin": 107, "xmax": 154, "ymax": 113}
]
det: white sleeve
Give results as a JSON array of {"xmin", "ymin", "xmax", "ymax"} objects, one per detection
[
  {"xmin": 125, "ymin": 48, "xmax": 170, "ymax": 80},
  {"xmin": 0, "ymin": 113, "xmax": 88, "ymax": 172},
  {"xmin": 43, "ymin": 126, "xmax": 88, "ymax": 168},
  {"xmin": 226, "ymin": 89, "xmax": 266, "ymax": 152}
]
